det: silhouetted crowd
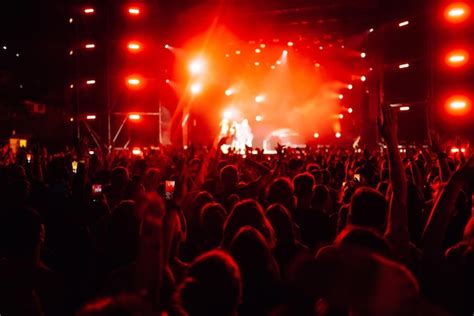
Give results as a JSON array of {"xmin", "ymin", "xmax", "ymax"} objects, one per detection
[{"xmin": 1, "ymin": 105, "xmax": 473, "ymax": 315}]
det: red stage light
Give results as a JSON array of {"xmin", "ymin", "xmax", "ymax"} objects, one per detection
[
  {"xmin": 128, "ymin": 7, "xmax": 140, "ymax": 15},
  {"xmin": 255, "ymin": 95, "xmax": 265, "ymax": 103},
  {"xmin": 445, "ymin": 49, "xmax": 469, "ymax": 67},
  {"xmin": 129, "ymin": 114, "xmax": 141, "ymax": 121},
  {"xmin": 398, "ymin": 20, "xmax": 409, "ymax": 27},
  {"xmin": 287, "ymin": 41, "xmax": 294, "ymax": 47},
  {"xmin": 444, "ymin": 2, "xmax": 471, "ymax": 23},
  {"xmin": 360, "ymin": 75, "xmax": 367, "ymax": 82},
  {"xmin": 126, "ymin": 76, "xmax": 143, "ymax": 89},
  {"xmin": 189, "ymin": 58, "xmax": 205, "ymax": 75},
  {"xmin": 84, "ymin": 8, "xmax": 94, "ymax": 14},
  {"xmin": 348, "ymin": 107, "xmax": 353, "ymax": 113},
  {"xmin": 313, "ymin": 132, "xmax": 320, "ymax": 139},
  {"xmin": 451, "ymin": 147, "xmax": 467, "ymax": 153},
  {"xmin": 335, "ymin": 132, "xmax": 342, "ymax": 138},
  {"xmin": 132, "ymin": 148, "xmax": 142, "ymax": 156},
  {"xmin": 128, "ymin": 78, "xmax": 140, "ymax": 85},
  {"xmin": 445, "ymin": 95, "xmax": 472, "ymax": 115},
  {"xmin": 127, "ymin": 41, "xmax": 142, "ymax": 52},
  {"xmin": 191, "ymin": 83, "xmax": 202, "ymax": 95}
]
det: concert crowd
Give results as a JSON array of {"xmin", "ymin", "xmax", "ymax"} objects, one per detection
[{"xmin": 1, "ymin": 105, "xmax": 473, "ymax": 315}]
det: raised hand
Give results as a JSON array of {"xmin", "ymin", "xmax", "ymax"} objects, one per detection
[
  {"xmin": 452, "ymin": 156, "xmax": 474, "ymax": 183},
  {"xmin": 429, "ymin": 131, "xmax": 446, "ymax": 155}
]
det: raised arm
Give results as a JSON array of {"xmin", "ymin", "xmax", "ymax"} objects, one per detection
[
  {"xmin": 378, "ymin": 104, "xmax": 409, "ymax": 260},
  {"xmin": 430, "ymin": 131, "xmax": 451, "ymax": 183},
  {"xmin": 421, "ymin": 157, "xmax": 474, "ymax": 261}
]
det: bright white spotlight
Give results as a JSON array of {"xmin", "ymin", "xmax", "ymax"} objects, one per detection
[
  {"xmin": 191, "ymin": 83, "xmax": 202, "ymax": 95},
  {"xmin": 223, "ymin": 108, "xmax": 235, "ymax": 119},
  {"xmin": 255, "ymin": 115, "xmax": 263, "ymax": 122},
  {"xmin": 335, "ymin": 132, "xmax": 342, "ymax": 138},
  {"xmin": 450, "ymin": 101, "xmax": 467, "ymax": 109},
  {"xmin": 348, "ymin": 107, "xmax": 353, "ymax": 113},
  {"xmin": 339, "ymin": 114, "xmax": 344, "ymax": 119},
  {"xmin": 399, "ymin": 63, "xmax": 410, "ymax": 69},
  {"xmin": 255, "ymin": 95, "xmax": 265, "ymax": 103},
  {"xmin": 399, "ymin": 20, "xmax": 409, "ymax": 27},
  {"xmin": 282, "ymin": 50, "xmax": 288, "ymax": 56},
  {"xmin": 360, "ymin": 75, "xmax": 367, "ymax": 82},
  {"xmin": 225, "ymin": 88, "xmax": 234, "ymax": 96},
  {"xmin": 449, "ymin": 54, "xmax": 466, "ymax": 63},
  {"xmin": 313, "ymin": 132, "xmax": 320, "ymax": 139},
  {"xmin": 129, "ymin": 114, "xmax": 141, "ymax": 120},
  {"xmin": 132, "ymin": 148, "xmax": 142, "ymax": 156},
  {"xmin": 255, "ymin": 48, "xmax": 261, "ymax": 54},
  {"xmin": 189, "ymin": 58, "xmax": 205, "ymax": 75},
  {"xmin": 348, "ymin": 84, "xmax": 353, "ymax": 90},
  {"xmin": 339, "ymin": 94, "xmax": 344, "ymax": 100},
  {"xmin": 361, "ymin": 52, "xmax": 367, "ymax": 58},
  {"xmin": 127, "ymin": 78, "xmax": 141, "ymax": 86},
  {"xmin": 164, "ymin": 44, "xmax": 170, "ymax": 49},
  {"xmin": 287, "ymin": 41, "xmax": 294, "ymax": 47}
]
